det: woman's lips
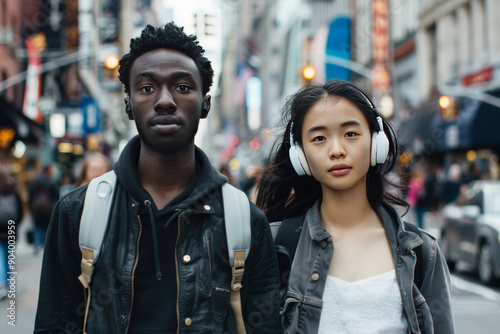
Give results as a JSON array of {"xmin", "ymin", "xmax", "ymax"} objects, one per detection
[{"xmin": 329, "ymin": 164, "xmax": 351, "ymax": 176}]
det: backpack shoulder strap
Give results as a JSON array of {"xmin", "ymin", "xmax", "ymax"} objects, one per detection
[
  {"xmin": 78, "ymin": 170, "xmax": 116, "ymax": 334},
  {"xmin": 221, "ymin": 183, "xmax": 251, "ymax": 334},
  {"xmin": 273, "ymin": 216, "xmax": 305, "ymax": 265},
  {"xmin": 79, "ymin": 170, "xmax": 117, "ymax": 273},
  {"xmin": 271, "ymin": 215, "xmax": 305, "ymax": 297},
  {"xmin": 404, "ymin": 222, "xmax": 424, "ymax": 289}
]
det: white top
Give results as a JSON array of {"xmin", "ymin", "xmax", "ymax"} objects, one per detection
[{"xmin": 318, "ymin": 270, "xmax": 408, "ymax": 334}]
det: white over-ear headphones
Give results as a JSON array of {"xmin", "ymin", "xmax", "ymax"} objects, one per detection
[
  {"xmin": 289, "ymin": 122, "xmax": 311, "ymax": 176},
  {"xmin": 288, "ymin": 85, "xmax": 390, "ymax": 175},
  {"xmin": 370, "ymin": 115, "xmax": 389, "ymax": 166}
]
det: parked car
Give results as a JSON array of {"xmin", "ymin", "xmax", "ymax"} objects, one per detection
[{"xmin": 440, "ymin": 180, "xmax": 500, "ymax": 285}]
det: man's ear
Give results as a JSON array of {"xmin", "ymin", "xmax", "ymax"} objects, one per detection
[
  {"xmin": 124, "ymin": 97, "xmax": 133, "ymax": 120},
  {"xmin": 201, "ymin": 96, "xmax": 211, "ymax": 118}
]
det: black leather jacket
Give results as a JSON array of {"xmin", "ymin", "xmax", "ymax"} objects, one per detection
[{"xmin": 35, "ymin": 137, "xmax": 281, "ymax": 333}]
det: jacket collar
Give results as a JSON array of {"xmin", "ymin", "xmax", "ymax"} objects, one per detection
[
  {"xmin": 304, "ymin": 200, "xmax": 423, "ymax": 252},
  {"xmin": 376, "ymin": 203, "xmax": 423, "ymax": 253},
  {"xmin": 114, "ymin": 135, "xmax": 227, "ymax": 216},
  {"xmin": 304, "ymin": 200, "xmax": 331, "ymax": 241}
]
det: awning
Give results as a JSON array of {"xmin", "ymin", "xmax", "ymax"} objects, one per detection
[
  {"xmin": 399, "ymin": 94, "xmax": 500, "ymax": 153},
  {"xmin": 434, "ymin": 96, "xmax": 500, "ymax": 151},
  {"xmin": 0, "ymin": 97, "xmax": 45, "ymax": 147}
]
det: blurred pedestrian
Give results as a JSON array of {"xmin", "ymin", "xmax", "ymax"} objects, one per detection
[
  {"xmin": 440, "ymin": 163, "xmax": 463, "ymax": 205},
  {"xmin": 28, "ymin": 164, "xmax": 59, "ymax": 253},
  {"xmin": 239, "ymin": 164, "xmax": 261, "ymax": 202},
  {"xmin": 74, "ymin": 152, "xmax": 113, "ymax": 188},
  {"xmin": 58, "ymin": 170, "xmax": 75, "ymax": 198},
  {"xmin": 463, "ymin": 162, "xmax": 481, "ymax": 184},
  {"xmin": 415, "ymin": 162, "xmax": 441, "ymax": 229},
  {"xmin": 407, "ymin": 165, "xmax": 426, "ymax": 228},
  {"xmin": 219, "ymin": 163, "xmax": 236, "ymax": 186},
  {"xmin": 0, "ymin": 169, "xmax": 23, "ymax": 300}
]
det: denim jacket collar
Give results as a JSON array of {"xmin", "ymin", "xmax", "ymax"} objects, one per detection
[
  {"xmin": 305, "ymin": 200, "xmax": 331, "ymax": 242},
  {"xmin": 376, "ymin": 203, "xmax": 423, "ymax": 254},
  {"xmin": 305, "ymin": 200, "xmax": 423, "ymax": 252}
]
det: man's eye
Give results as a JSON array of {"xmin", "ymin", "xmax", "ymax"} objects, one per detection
[
  {"xmin": 140, "ymin": 86, "xmax": 154, "ymax": 93},
  {"xmin": 176, "ymin": 85, "xmax": 191, "ymax": 92}
]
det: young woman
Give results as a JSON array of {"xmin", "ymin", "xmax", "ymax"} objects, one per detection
[{"xmin": 256, "ymin": 80, "xmax": 455, "ymax": 333}]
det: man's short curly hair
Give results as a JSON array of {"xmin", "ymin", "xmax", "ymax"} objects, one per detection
[{"xmin": 118, "ymin": 22, "xmax": 214, "ymax": 96}]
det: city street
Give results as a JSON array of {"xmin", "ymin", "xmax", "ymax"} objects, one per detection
[{"xmin": 1, "ymin": 215, "xmax": 499, "ymax": 333}]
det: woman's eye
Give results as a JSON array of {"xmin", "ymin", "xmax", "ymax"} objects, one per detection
[
  {"xmin": 313, "ymin": 136, "xmax": 326, "ymax": 142},
  {"xmin": 345, "ymin": 132, "xmax": 357, "ymax": 138}
]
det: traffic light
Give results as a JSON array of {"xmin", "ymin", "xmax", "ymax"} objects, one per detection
[
  {"xmin": 302, "ymin": 65, "xmax": 316, "ymax": 81},
  {"xmin": 104, "ymin": 54, "xmax": 119, "ymax": 70},
  {"xmin": 439, "ymin": 95, "xmax": 457, "ymax": 120},
  {"xmin": 102, "ymin": 54, "xmax": 120, "ymax": 86}
]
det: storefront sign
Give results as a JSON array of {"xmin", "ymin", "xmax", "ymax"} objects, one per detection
[{"xmin": 461, "ymin": 67, "xmax": 493, "ymax": 87}]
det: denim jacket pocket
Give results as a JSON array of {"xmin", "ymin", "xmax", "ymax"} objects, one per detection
[
  {"xmin": 414, "ymin": 294, "xmax": 433, "ymax": 334},
  {"xmin": 281, "ymin": 291, "xmax": 302, "ymax": 333}
]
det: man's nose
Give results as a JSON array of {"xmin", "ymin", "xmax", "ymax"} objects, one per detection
[{"xmin": 155, "ymin": 88, "xmax": 177, "ymax": 112}]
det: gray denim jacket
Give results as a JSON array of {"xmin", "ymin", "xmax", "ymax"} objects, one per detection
[{"xmin": 281, "ymin": 201, "xmax": 455, "ymax": 334}]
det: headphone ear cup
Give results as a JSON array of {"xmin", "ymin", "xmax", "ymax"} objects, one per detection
[
  {"xmin": 296, "ymin": 145, "xmax": 311, "ymax": 176},
  {"xmin": 125, "ymin": 104, "xmax": 133, "ymax": 120},
  {"xmin": 289, "ymin": 144, "xmax": 311, "ymax": 176},
  {"xmin": 371, "ymin": 132, "xmax": 378, "ymax": 167},
  {"xmin": 376, "ymin": 131, "xmax": 389, "ymax": 164},
  {"xmin": 201, "ymin": 102, "xmax": 210, "ymax": 117}
]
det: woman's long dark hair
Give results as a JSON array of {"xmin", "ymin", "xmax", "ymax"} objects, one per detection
[{"xmin": 256, "ymin": 80, "xmax": 408, "ymax": 222}]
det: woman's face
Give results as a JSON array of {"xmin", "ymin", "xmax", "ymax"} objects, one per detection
[{"xmin": 301, "ymin": 96, "xmax": 372, "ymax": 192}]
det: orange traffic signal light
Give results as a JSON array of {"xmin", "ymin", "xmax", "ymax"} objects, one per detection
[
  {"xmin": 439, "ymin": 95, "xmax": 451, "ymax": 109},
  {"xmin": 104, "ymin": 54, "xmax": 119, "ymax": 70},
  {"xmin": 438, "ymin": 95, "xmax": 457, "ymax": 120},
  {"xmin": 302, "ymin": 66, "xmax": 316, "ymax": 81}
]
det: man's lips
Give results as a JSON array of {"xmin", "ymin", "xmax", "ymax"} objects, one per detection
[
  {"xmin": 150, "ymin": 115, "xmax": 181, "ymax": 126},
  {"xmin": 150, "ymin": 116, "xmax": 181, "ymax": 134},
  {"xmin": 329, "ymin": 163, "xmax": 351, "ymax": 175}
]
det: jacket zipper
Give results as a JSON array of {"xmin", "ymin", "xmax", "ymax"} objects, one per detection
[
  {"xmin": 175, "ymin": 213, "xmax": 182, "ymax": 334},
  {"xmin": 124, "ymin": 215, "xmax": 143, "ymax": 334}
]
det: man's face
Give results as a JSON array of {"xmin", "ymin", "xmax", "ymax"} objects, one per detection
[{"xmin": 127, "ymin": 48, "xmax": 210, "ymax": 154}]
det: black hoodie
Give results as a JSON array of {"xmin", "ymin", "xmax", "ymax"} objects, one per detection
[{"xmin": 115, "ymin": 136, "xmax": 226, "ymax": 332}]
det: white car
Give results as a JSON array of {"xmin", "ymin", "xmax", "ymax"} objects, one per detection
[{"xmin": 440, "ymin": 180, "xmax": 500, "ymax": 285}]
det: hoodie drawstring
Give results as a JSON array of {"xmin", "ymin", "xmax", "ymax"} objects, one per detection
[
  {"xmin": 143, "ymin": 201, "xmax": 193, "ymax": 281},
  {"xmin": 144, "ymin": 200, "xmax": 163, "ymax": 280}
]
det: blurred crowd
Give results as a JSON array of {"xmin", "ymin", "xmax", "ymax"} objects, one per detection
[
  {"xmin": 0, "ymin": 152, "xmax": 113, "ymax": 300},
  {"xmin": 404, "ymin": 156, "xmax": 497, "ymax": 229}
]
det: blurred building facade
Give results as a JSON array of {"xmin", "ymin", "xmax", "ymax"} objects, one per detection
[
  {"xmin": 398, "ymin": 0, "xmax": 500, "ymax": 180},
  {"xmin": 217, "ymin": 0, "xmax": 500, "ymax": 182},
  {"xmin": 0, "ymin": 0, "xmax": 161, "ymax": 204}
]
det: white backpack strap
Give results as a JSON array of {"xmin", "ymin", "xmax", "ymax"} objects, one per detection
[
  {"xmin": 78, "ymin": 170, "xmax": 116, "ymax": 334},
  {"xmin": 222, "ymin": 183, "xmax": 251, "ymax": 334}
]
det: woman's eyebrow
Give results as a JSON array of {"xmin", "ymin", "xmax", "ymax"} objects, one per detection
[
  {"xmin": 340, "ymin": 120, "xmax": 362, "ymax": 128},
  {"xmin": 306, "ymin": 120, "xmax": 362, "ymax": 134},
  {"xmin": 307, "ymin": 125, "xmax": 327, "ymax": 134}
]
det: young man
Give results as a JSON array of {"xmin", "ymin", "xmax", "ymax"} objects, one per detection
[{"xmin": 34, "ymin": 23, "xmax": 281, "ymax": 333}]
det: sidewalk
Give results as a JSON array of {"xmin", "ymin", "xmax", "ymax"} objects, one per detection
[{"xmin": 1, "ymin": 215, "xmax": 42, "ymax": 333}]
